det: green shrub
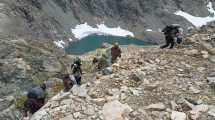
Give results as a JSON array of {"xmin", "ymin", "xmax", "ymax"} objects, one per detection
[{"xmin": 16, "ymin": 96, "xmax": 26, "ymax": 111}]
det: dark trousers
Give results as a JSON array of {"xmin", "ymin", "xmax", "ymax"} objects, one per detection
[
  {"xmin": 24, "ymin": 98, "xmax": 44, "ymax": 115},
  {"xmin": 75, "ymin": 75, "xmax": 81, "ymax": 85},
  {"xmin": 160, "ymin": 36, "xmax": 175, "ymax": 49}
]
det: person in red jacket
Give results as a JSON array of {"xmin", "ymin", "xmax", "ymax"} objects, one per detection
[{"xmin": 111, "ymin": 42, "xmax": 122, "ymax": 63}]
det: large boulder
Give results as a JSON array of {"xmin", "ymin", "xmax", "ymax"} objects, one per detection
[
  {"xmin": 102, "ymin": 100, "xmax": 133, "ymax": 120},
  {"xmin": 171, "ymin": 111, "xmax": 186, "ymax": 120}
]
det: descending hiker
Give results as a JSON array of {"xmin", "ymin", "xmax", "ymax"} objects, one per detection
[
  {"xmin": 23, "ymin": 83, "xmax": 46, "ymax": 118},
  {"xmin": 111, "ymin": 42, "xmax": 122, "ymax": 63},
  {"xmin": 92, "ymin": 43, "xmax": 111, "ymax": 70},
  {"xmin": 160, "ymin": 24, "xmax": 181, "ymax": 49},
  {"xmin": 62, "ymin": 74, "xmax": 75, "ymax": 92},
  {"xmin": 97, "ymin": 53, "xmax": 110, "ymax": 70},
  {"xmin": 71, "ymin": 57, "xmax": 82, "ymax": 85}
]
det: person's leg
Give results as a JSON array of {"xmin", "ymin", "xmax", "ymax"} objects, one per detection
[
  {"xmin": 23, "ymin": 99, "xmax": 32, "ymax": 117},
  {"xmin": 75, "ymin": 76, "xmax": 81, "ymax": 85},
  {"xmin": 160, "ymin": 36, "xmax": 170, "ymax": 49},
  {"xmin": 169, "ymin": 37, "xmax": 175, "ymax": 49},
  {"xmin": 177, "ymin": 37, "xmax": 182, "ymax": 44}
]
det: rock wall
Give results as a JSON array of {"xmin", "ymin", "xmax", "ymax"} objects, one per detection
[{"xmin": 0, "ymin": 0, "xmax": 213, "ymax": 41}]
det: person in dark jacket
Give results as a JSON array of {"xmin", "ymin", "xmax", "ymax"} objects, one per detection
[
  {"xmin": 111, "ymin": 42, "xmax": 122, "ymax": 63},
  {"xmin": 160, "ymin": 24, "xmax": 180, "ymax": 49},
  {"xmin": 23, "ymin": 83, "xmax": 46, "ymax": 118},
  {"xmin": 71, "ymin": 57, "xmax": 82, "ymax": 85}
]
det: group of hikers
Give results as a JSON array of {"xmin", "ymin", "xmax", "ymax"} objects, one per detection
[
  {"xmin": 22, "ymin": 42, "xmax": 122, "ymax": 119},
  {"xmin": 22, "ymin": 24, "xmax": 183, "ymax": 119}
]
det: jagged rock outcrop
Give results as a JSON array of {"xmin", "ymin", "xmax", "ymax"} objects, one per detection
[{"xmin": 0, "ymin": 36, "xmax": 73, "ymax": 120}]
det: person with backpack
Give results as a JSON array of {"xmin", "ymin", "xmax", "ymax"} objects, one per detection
[
  {"xmin": 23, "ymin": 83, "xmax": 46, "ymax": 118},
  {"xmin": 160, "ymin": 24, "xmax": 182, "ymax": 49},
  {"xmin": 71, "ymin": 57, "xmax": 82, "ymax": 85}
]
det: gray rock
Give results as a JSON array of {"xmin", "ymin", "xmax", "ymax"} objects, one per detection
[
  {"xmin": 60, "ymin": 114, "xmax": 74, "ymax": 120},
  {"xmin": 72, "ymin": 85, "xmax": 89, "ymax": 99},
  {"xmin": 102, "ymin": 67, "xmax": 113, "ymax": 75},
  {"xmin": 91, "ymin": 98, "xmax": 106, "ymax": 106},
  {"xmin": 208, "ymin": 106, "xmax": 215, "ymax": 117},
  {"xmin": 102, "ymin": 100, "xmax": 132, "ymax": 120},
  {"xmin": 84, "ymin": 105, "xmax": 96, "ymax": 115},
  {"xmin": 207, "ymin": 77, "xmax": 215, "ymax": 84},
  {"xmin": 184, "ymin": 49, "xmax": 199, "ymax": 56},
  {"xmin": 129, "ymin": 88, "xmax": 144, "ymax": 96},
  {"xmin": 170, "ymin": 101, "xmax": 178, "ymax": 110},
  {"xmin": 201, "ymin": 51, "xmax": 209, "ymax": 59},
  {"xmin": 188, "ymin": 86, "xmax": 201, "ymax": 94},
  {"xmin": 209, "ymin": 56, "xmax": 215, "ymax": 63},
  {"xmin": 130, "ymin": 70, "xmax": 146, "ymax": 82},
  {"xmin": 145, "ymin": 103, "xmax": 166, "ymax": 111},
  {"xmin": 171, "ymin": 111, "xmax": 186, "ymax": 120}
]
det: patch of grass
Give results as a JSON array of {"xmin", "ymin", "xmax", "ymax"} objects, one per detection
[
  {"xmin": 16, "ymin": 95, "xmax": 27, "ymax": 111},
  {"xmin": 82, "ymin": 60, "xmax": 95, "ymax": 73},
  {"xmin": 52, "ymin": 81, "xmax": 64, "ymax": 95}
]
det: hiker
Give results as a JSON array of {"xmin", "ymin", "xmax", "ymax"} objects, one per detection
[
  {"xmin": 160, "ymin": 24, "xmax": 181, "ymax": 49},
  {"xmin": 23, "ymin": 83, "xmax": 46, "ymax": 118},
  {"xmin": 62, "ymin": 74, "xmax": 75, "ymax": 92},
  {"xmin": 71, "ymin": 57, "xmax": 82, "ymax": 85},
  {"xmin": 96, "ymin": 48, "xmax": 111, "ymax": 70},
  {"xmin": 111, "ymin": 42, "xmax": 122, "ymax": 63}
]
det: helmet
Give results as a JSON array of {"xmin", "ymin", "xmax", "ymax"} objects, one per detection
[{"xmin": 74, "ymin": 57, "xmax": 81, "ymax": 65}]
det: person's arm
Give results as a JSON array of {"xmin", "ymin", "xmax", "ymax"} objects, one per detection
[
  {"xmin": 79, "ymin": 66, "xmax": 83, "ymax": 74},
  {"xmin": 71, "ymin": 64, "xmax": 74, "ymax": 69},
  {"xmin": 119, "ymin": 49, "xmax": 122, "ymax": 58}
]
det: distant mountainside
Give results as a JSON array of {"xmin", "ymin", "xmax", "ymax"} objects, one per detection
[{"xmin": 0, "ymin": 0, "xmax": 214, "ymax": 41}]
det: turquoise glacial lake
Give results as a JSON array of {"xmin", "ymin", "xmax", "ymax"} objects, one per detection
[{"xmin": 65, "ymin": 35, "xmax": 155, "ymax": 55}]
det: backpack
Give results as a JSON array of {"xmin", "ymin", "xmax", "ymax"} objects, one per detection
[
  {"xmin": 162, "ymin": 25, "xmax": 180, "ymax": 36},
  {"xmin": 27, "ymin": 86, "xmax": 45, "ymax": 99}
]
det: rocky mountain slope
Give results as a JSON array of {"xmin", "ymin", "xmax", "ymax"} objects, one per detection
[
  {"xmin": 30, "ymin": 28, "xmax": 215, "ymax": 120},
  {"xmin": 0, "ymin": 35, "xmax": 74, "ymax": 119},
  {"xmin": 0, "ymin": 0, "xmax": 214, "ymax": 41},
  {"xmin": 1, "ymin": 0, "xmax": 215, "ymax": 120}
]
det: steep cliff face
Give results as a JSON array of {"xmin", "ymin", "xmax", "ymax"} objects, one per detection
[{"xmin": 0, "ymin": 0, "xmax": 213, "ymax": 41}]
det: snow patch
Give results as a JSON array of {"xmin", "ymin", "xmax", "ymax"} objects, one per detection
[
  {"xmin": 174, "ymin": 2, "xmax": 215, "ymax": 27},
  {"xmin": 54, "ymin": 40, "xmax": 65, "ymax": 48},
  {"xmin": 146, "ymin": 29, "xmax": 153, "ymax": 32},
  {"xmin": 71, "ymin": 23, "xmax": 134, "ymax": 39},
  {"xmin": 69, "ymin": 38, "xmax": 73, "ymax": 42}
]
